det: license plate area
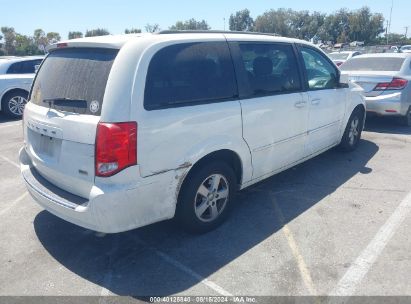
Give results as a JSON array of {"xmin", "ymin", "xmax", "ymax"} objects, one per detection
[{"xmin": 27, "ymin": 128, "xmax": 62, "ymax": 160}]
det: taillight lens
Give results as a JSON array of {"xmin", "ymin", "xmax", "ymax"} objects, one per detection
[
  {"xmin": 95, "ymin": 122, "xmax": 137, "ymax": 177},
  {"xmin": 336, "ymin": 62, "xmax": 343, "ymax": 67},
  {"xmin": 374, "ymin": 78, "xmax": 408, "ymax": 91}
]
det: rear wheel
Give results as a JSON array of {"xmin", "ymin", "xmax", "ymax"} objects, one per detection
[
  {"xmin": 1, "ymin": 90, "xmax": 28, "ymax": 118},
  {"xmin": 176, "ymin": 162, "xmax": 237, "ymax": 234},
  {"xmin": 339, "ymin": 109, "xmax": 364, "ymax": 152},
  {"xmin": 399, "ymin": 108, "xmax": 411, "ymax": 127}
]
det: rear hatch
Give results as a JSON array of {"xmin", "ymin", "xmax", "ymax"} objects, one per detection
[
  {"xmin": 340, "ymin": 57, "xmax": 405, "ymax": 97},
  {"xmin": 24, "ymin": 47, "xmax": 118, "ymax": 198}
]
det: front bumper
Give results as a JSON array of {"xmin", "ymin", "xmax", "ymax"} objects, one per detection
[
  {"xmin": 365, "ymin": 92, "xmax": 408, "ymax": 116},
  {"xmin": 20, "ymin": 147, "xmax": 178, "ymax": 233}
]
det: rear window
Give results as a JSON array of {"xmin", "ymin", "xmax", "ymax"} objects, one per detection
[
  {"xmin": 30, "ymin": 48, "xmax": 118, "ymax": 115},
  {"xmin": 340, "ymin": 57, "xmax": 405, "ymax": 72}
]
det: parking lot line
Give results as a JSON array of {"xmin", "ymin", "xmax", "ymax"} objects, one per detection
[
  {"xmin": 0, "ymin": 192, "xmax": 28, "ymax": 217},
  {"xmin": 331, "ymin": 189, "xmax": 411, "ymax": 296},
  {"xmin": 270, "ymin": 192, "xmax": 318, "ymax": 296},
  {"xmin": 131, "ymin": 235, "xmax": 233, "ymax": 296},
  {"xmin": 0, "ymin": 154, "xmax": 20, "ymax": 169}
]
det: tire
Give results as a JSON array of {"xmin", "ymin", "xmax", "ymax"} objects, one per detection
[
  {"xmin": 176, "ymin": 161, "xmax": 237, "ymax": 234},
  {"xmin": 339, "ymin": 108, "xmax": 364, "ymax": 152},
  {"xmin": 399, "ymin": 108, "xmax": 411, "ymax": 127},
  {"xmin": 1, "ymin": 90, "xmax": 28, "ymax": 118}
]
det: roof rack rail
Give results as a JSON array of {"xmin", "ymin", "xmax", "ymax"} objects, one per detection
[{"xmin": 157, "ymin": 30, "xmax": 280, "ymax": 37}]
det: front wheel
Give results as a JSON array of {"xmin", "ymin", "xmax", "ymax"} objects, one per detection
[
  {"xmin": 176, "ymin": 162, "xmax": 237, "ymax": 234},
  {"xmin": 339, "ymin": 109, "xmax": 364, "ymax": 152}
]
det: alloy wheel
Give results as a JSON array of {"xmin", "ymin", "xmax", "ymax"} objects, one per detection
[
  {"xmin": 8, "ymin": 96, "xmax": 27, "ymax": 116},
  {"xmin": 194, "ymin": 174, "xmax": 229, "ymax": 222}
]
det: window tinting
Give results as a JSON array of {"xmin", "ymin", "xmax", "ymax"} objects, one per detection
[
  {"xmin": 7, "ymin": 60, "xmax": 43, "ymax": 74},
  {"xmin": 340, "ymin": 57, "xmax": 405, "ymax": 72},
  {"xmin": 301, "ymin": 47, "xmax": 338, "ymax": 90},
  {"xmin": 144, "ymin": 42, "xmax": 238, "ymax": 110},
  {"xmin": 30, "ymin": 48, "xmax": 118, "ymax": 115},
  {"xmin": 238, "ymin": 43, "xmax": 301, "ymax": 97}
]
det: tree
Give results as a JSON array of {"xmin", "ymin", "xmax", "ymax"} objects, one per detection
[
  {"xmin": 33, "ymin": 29, "xmax": 48, "ymax": 52},
  {"xmin": 347, "ymin": 7, "xmax": 384, "ymax": 44},
  {"xmin": 145, "ymin": 24, "xmax": 160, "ymax": 33},
  {"xmin": 254, "ymin": 9, "xmax": 294, "ymax": 36},
  {"xmin": 68, "ymin": 31, "xmax": 83, "ymax": 39},
  {"xmin": 229, "ymin": 9, "xmax": 254, "ymax": 31},
  {"xmin": 125, "ymin": 28, "xmax": 142, "ymax": 34},
  {"xmin": 85, "ymin": 28, "xmax": 110, "ymax": 37},
  {"xmin": 46, "ymin": 32, "xmax": 61, "ymax": 44},
  {"xmin": 1, "ymin": 27, "xmax": 16, "ymax": 55},
  {"xmin": 169, "ymin": 19, "xmax": 210, "ymax": 31},
  {"xmin": 15, "ymin": 34, "xmax": 38, "ymax": 55}
]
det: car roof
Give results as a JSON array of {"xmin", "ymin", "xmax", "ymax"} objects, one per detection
[
  {"xmin": 353, "ymin": 53, "xmax": 411, "ymax": 59},
  {"xmin": 47, "ymin": 31, "xmax": 315, "ymax": 52},
  {"xmin": 0, "ymin": 56, "xmax": 45, "ymax": 64},
  {"xmin": 330, "ymin": 51, "xmax": 358, "ymax": 54}
]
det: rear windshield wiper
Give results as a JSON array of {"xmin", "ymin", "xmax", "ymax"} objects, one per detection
[{"xmin": 43, "ymin": 98, "xmax": 88, "ymax": 109}]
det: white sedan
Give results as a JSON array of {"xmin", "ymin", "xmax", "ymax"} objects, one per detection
[
  {"xmin": 0, "ymin": 56, "xmax": 44, "ymax": 118},
  {"xmin": 328, "ymin": 51, "xmax": 361, "ymax": 67}
]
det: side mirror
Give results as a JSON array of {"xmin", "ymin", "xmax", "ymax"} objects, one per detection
[
  {"xmin": 34, "ymin": 65, "xmax": 40, "ymax": 73},
  {"xmin": 339, "ymin": 73, "xmax": 349, "ymax": 88}
]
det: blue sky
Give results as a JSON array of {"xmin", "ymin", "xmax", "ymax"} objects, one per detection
[{"xmin": 0, "ymin": 0, "xmax": 409, "ymax": 39}]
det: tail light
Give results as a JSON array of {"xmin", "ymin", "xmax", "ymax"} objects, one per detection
[
  {"xmin": 95, "ymin": 122, "xmax": 137, "ymax": 177},
  {"xmin": 374, "ymin": 78, "xmax": 408, "ymax": 91},
  {"xmin": 336, "ymin": 62, "xmax": 343, "ymax": 67}
]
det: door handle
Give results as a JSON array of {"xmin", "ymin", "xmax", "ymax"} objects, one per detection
[
  {"xmin": 311, "ymin": 98, "xmax": 321, "ymax": 105},
  {"xmin": 294, "ymin": 101, "xmax": 307, "ymax": 108}
]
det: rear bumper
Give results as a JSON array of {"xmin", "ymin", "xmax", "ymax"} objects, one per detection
[
  {"xmin": 365, "ymin": 92, "xmax": 409, "ymax": 116},
  {"xmin": 20, "ymin": 147, "xmax": 179, "ymax": 233}
]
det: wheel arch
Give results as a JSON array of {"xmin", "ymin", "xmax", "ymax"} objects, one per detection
[
  {"xmin": 0, "ymin": 88, "xmax": 30, "ymax": 111},
  {"xmin": 177, "ymin": 149, "xmax": 244, "ymax": 203}
]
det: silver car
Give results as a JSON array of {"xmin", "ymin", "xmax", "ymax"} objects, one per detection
[{"xmin": 341, "ymin": 53, "xmax": 411, "ymax": 126}]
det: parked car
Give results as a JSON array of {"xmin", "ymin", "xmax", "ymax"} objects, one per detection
[
  {"xmin": 0, "ymin": 56, "xmax": 44, "ymax": 118},
  {"xmin": 328, "ymin": 51, "xmax": 361, "ymax": 67},
  {"xmin": 20, "ymin": 32, "xmax": 365, "ymax": 234},
  {"xmin": 340, "ymin": 53, "xmax": 411, "ymax": 126},
  {"xmin": 400, "ymin": 45, "xmax": 411, "ymax": 53}
]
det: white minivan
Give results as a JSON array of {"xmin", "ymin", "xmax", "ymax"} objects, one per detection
[{"xmin": 20, "ymin": 32, "xmax": 365, "ymax": 233}]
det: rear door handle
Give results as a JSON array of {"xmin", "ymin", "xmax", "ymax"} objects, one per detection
[
  {"xmin": 311, "ymin": 98, "xmax": 321, "ymax": 105},
  {"xmin": 294, "ymin": 101, "xmax": 307, "ymax": 108}
]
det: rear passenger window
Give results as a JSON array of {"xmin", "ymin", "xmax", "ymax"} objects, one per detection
[
  {"xmin": 238, "ymin": 43, "xmax": 301, "ymax": 97},
  {"xmin": 144, "ymin": 42, "xmax": 238, "ymax": 110},
  {"xmin": 7, "ymin": 60, "xmax": 38, "ymax": 74}
]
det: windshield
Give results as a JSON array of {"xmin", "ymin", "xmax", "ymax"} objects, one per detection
[
  {"xmin": 30, "ymin": 47, "xmax": 118, "ymax": 115},
  {"xmin": 328, "ymin": 53, "xmax": 349, "ymax": 60},
  {"xmin": 401, "ymin": 46, "xmax": 411, "ymax": 51},
  {"xmin": 340, "ymin": 57, "xmax": 405, "ymax": 72}
]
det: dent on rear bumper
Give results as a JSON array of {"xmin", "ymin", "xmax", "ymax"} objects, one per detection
[{"xmin": 19, "ymin": 147, "xmax": 182, "ymax": 233}]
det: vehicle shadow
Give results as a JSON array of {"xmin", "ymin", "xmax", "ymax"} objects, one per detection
[
  {"xmin": 365, "ymin": 116, "xmax": 411, "ymax": 135},
  {"xmin": 0, "ymin": 114, "xmax": 20, "ymax": 124},
  {"xmin": 33, "ymin": 139, "xmax": 378, "ymax": 296}
]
